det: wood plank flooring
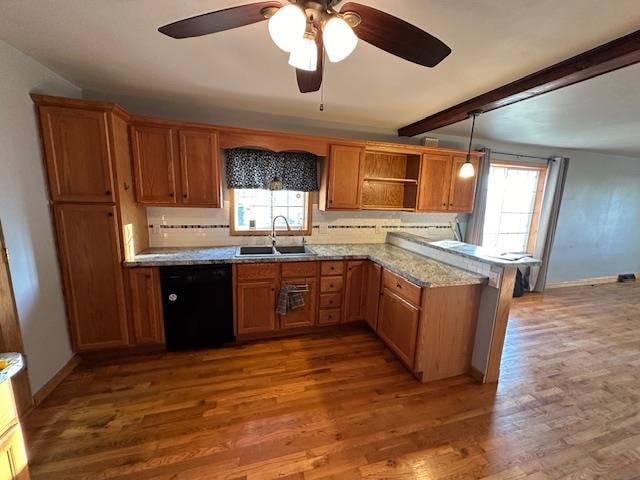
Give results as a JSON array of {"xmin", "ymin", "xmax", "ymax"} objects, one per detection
[{"xmin": 24, "ymin": 282, "xmax": 640, "ymax": 479}]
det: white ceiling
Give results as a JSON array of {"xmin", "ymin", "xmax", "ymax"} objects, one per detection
[{"xmin": 1, "ymin": 0, "xmax": 639, "ymax": 155}]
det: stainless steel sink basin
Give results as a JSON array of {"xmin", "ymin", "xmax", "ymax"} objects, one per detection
[
  {"xmin": 237, "ymin": 246, "xmax": 275, "ymax": 256},
  {"xmin": 235, "ymin": 245, "xmax": 316, "ymax": 257}
]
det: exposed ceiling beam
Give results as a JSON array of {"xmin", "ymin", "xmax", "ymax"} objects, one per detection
[{"xmin": 398, "ymin": 29, "xmax": 640, "ymax": 137}]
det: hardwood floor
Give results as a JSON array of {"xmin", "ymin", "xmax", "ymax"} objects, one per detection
[{"xmin": 24, "ymin": 282, "xmax": 640, "ymax": 479}]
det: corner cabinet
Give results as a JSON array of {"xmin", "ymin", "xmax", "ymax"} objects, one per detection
[
  {"xmin": 54, "ymin": 204, "xmax": 129, "ymax": 351},
  {"xmin": 130, "ymin": 123, "xmax": 221, "ymax": 207},
  {"xmin": 418, "ymin": 153, "xmax": 479, "ymax": 213},
  {"xmin": 343, "ymin": 261, "xmax": 367, "ymax": 322}
]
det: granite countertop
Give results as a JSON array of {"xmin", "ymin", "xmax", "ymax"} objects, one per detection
[
  {"xmin": 0, "ymin": 352, "xmax": 24, "ymax": 384},
  {"xmin": 388, "ymin": 232, "xmax": 542, "ymax": 267},
  {"xmin": 125, "ymin": 243, "xmax": 486, "ymax": 288}
]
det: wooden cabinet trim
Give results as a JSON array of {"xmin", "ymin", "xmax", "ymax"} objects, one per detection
[
  {"xmin": 236, "ymin": 263, "xmax": 280, "ymax": 281},
  {"xmin": 281, "ymin": 261, "xmax": 318, "ymax": 278}
]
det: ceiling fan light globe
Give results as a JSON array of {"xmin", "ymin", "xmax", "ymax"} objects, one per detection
[
  {"xmin": 323, "ymin": 16, "xmax": 358, "ymax": 62},
  {"xmin": 459, "ymin": 161, "xmax": 475, "ymax": 178},
  {"xmin": 268, "ymin": 4, "xmax": 306, "ymax": 52},
  {"xmin": 288, "ymin": 36, "xmax": 317, "ymax": 71}
]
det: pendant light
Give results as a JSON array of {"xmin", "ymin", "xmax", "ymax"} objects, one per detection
[
  {"xmin": 459, "ymin": 111, "xmax": 481, "ymax": 178},
  {"xmin": 268, "ymin": 176, "xmax": 284, "ymax": 191}
]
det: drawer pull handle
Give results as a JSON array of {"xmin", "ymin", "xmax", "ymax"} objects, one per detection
[{"xmin": 396, "ymin": 283, "xmax": 402, "ymax": 288}]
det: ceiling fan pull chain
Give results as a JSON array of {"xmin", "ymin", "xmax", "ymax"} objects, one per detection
[{"xmin": 320, "ymin": 49, "xmax": 326, "ymax": 111}]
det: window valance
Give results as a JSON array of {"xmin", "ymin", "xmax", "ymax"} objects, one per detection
[{"xmin": 225, "ymin": 148, "xmax": 319, "ymax": 192}]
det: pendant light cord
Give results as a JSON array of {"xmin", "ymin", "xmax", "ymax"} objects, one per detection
[{"xmin": 466, "ymin": 112, "xmax": 478, "ymax": 162}]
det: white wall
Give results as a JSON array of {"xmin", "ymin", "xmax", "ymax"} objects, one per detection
[{"xmin": 0, "ymin": 40, "xmax": 80, "ymax": 393}]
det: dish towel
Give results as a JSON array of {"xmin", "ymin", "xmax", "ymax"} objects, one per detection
[{"xmin": 276, "ymin": 284, "xmax": 306, "ymax": 315}]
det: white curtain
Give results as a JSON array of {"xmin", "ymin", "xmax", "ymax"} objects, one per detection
[
  {"xmin": 530, "ymin": 156, "xmax": 570, "ymax": 292},
  {"xmin": 464, "ymin": 148, "xmax": 491, "ymax": 245}
]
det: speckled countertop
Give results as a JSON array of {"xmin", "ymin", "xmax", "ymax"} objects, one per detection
[
  {"xmin": 0, "ymin": 352, "xmax": 24, "ymax": 384},
  {"xmin": 388, "ymin": 232, "xmax": 542, "ymax": 267},
  {"xmin": 125, "ymin": 243, "xmax": 486, "ymax": 288}
]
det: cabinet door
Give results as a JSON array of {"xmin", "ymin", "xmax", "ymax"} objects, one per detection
[
  {"xmin": 343, "ymin": 261, "xmax": 366, "ymax": 322},
  {"xmin": 54, "ymin": 204, "xmax": 129, "ymax": 351},
  {"xmin": 128, "ymin": 268, "xmax": 164, "ymax": 345},
  {"xmin": 449, "ymin": 156, "xmax": 479, "ymax": 212},
  {"xmin": 279, "ymin": 277, "xmax": 317, "ymax": 329},
  {"xmin": 365, "ymin": 262, "xmax": 382, "ymax": 330},
  {"xmin": 39, "ymin": 106, "xmax": 114, "ymax": 203},
  {"xmin": 377, "ymin": 288, "xmax": 419, "ymax": 368},
  {"xmin": 130, "ymin": 125, "xmax": 178, "ymax": 204},
  {"xmin": 326, "ymin": 144, "xmax": 364, "ymax": 209},
  {"xmin": 236, "ymin": 280, "xmax": 278, "ymax": 334},
  {"xmin": 179, "ymin": 130, "xmax": 221, "ymax": 207},
  {"xmin": 417, "ymin": 153, "xmax": 452, "ymax": 211},
  {"xmin": 0, "ymin": 425, "xmax": 30, "ymax": 480}
]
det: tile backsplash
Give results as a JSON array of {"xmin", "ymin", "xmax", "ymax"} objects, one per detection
[{"xmin": 147, "ymin": 202, "xmax": 460, "ymax": 248}]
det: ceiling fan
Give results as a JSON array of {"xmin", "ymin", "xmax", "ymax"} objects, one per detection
[{"xmin": 159, "ymin": 1, "xmax": 451, "ymax": 94}]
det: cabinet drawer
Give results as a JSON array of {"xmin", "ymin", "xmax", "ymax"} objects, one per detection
[
  {"xmin": 318, "ymin": 308, "xmax": 341, "ymax": 325},
  {"xmin": 321, "ymin": 261, "xmax": 344, "ymax": 276},
  {"xmin": 320, "ymin": 293, "xmax": 342, "ymax": 309},
  {"xmin": 320, "ymin": 276, "xmax": 344, "ymax": 293},
  {"xmin": 281, "ymin": 261, "xmax": 318, "ymax": 278},
  {"xmin": 0, "ymin": 381, "xmax": 17, "ymax": 433},
  {"xmin": 236, "ymin": 263, "xmax": 279, "ymax": 281},
  {"xmin": 382, "ymin": 269, "xmax": 422, "ymax": 306}
]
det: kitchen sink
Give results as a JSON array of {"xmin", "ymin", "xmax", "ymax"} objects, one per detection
[{"xmin": 235, "ymin": 245, "xmax": 316, "ymax": 257}]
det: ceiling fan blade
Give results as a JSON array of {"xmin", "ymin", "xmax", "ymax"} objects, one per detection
[
  {"xmin": 339, "ymin": 2, "xmax": 451, "ymax": 67},
  {"xmin": 159, "ymin": 1, "xmax": 282, "ymax": 39},
  {"xmin": 296, "ymin": 31, "xmax": 324, "ymax": 93}
]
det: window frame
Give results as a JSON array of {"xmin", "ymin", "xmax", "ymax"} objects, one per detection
[
  {"xmin": 229, "ymin": 189, "xmax": 313, "ymax": 236},
  {"xmin": 486, "ymin": 160, "xmax": 548, "ymax": 254}
]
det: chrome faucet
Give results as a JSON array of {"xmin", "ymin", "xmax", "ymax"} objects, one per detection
[{"xmin": 271, "ymin": 215, "xmax": 291, "ymax": 249}]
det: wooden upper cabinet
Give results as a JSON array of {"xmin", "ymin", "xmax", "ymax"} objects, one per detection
[
  {"xmin": 343, "ymin": 261, "xmax": 367, "ymax": 322},
  {"xmin": 325, "ymin": 144, "xmax": 364, "ymax": 209},
  {"xmin": 417, "ymin": 153, "xmax": 453, "ymax": 211},
  {"xmin": 130, "ymin": 124, "xmax": 178, "ymax": 205},
  {"xmin": 39, "ymin": 106, "xmax": 114, "ymax": 203},
  {"xmin": 127, "ymin": 268, "xmax": 164, "ymax": 345},
  {"xmin": 449, "ymin": 155, "xmax": 479, "ymax": 212},
  {"xmin": 54, "ymin": 203, "xmax": 129, "ymax": 351},
  {"xmin": 178, "ymin": 130, "xmax": 221, "ymax": 207}
]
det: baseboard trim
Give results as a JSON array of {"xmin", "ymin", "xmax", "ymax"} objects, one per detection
[
  {"xmin": 33, "ymin": 354, "xmax": 79, "ymax": 406},
  {"xmin": 469, "ymin": 365, "xmax": 485, "ymax": 383},
  {"xmin": 546, "ymin": 275, "xmax": 619, "ymax": 289}
]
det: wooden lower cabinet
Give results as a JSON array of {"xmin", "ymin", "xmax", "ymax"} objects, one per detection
[
  {"xmin": 127, "ymin": 268, "xmax": 164, "ymax": 345},
  {"xmin": 365, "ymin": 262, "xmax": 382, "ymax": 330},
  {"xmin": 236, "ymin": 279, "xmax": 278, "ymax": 335},
  {"xmin": 279, "ymin": 277, "xmax": 317, "ymax": 329},
  {"xmin": 377, "ymin": 287, "xmax": 420, "ymax": 368},
  {"xmin": 0, "ymin": 425, "xmax": 29, "ymax": 480},
  {"xmin": 343, "ymin": 261, "xmax": 367, "ymax": 322},
  {"xmin": 54, "ymin": 203, "xmax": 129, "ymax": 351},
  {"xmin": 0, "ymin": 381, "xmax": 29, "ymax": 480}
]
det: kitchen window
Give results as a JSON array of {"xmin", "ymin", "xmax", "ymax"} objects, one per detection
[
  {"xmin": 482, "ymin": 162, "xmax": 547, "ymax": 254},
  {"xmin": 230, "ymin": 189, "xmax": 312, "ymax": 235}
]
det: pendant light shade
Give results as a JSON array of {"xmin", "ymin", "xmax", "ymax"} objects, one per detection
[
  {"xmin": 459, "ymin": 111, "xmax": 480, "ymax": 178},
  {"xmin": 323, "ymin": 16, "xmax": 358, "ymax": 62},
  {"xmin": 288, "ymin": 33, "xmax": 317, "ymax": 71},
  {"xmin": 268, "ymin": 4, "xmax": 306, "ymax": 52},
  {"xmin": 268, "ymin": 176, "xmax": 284, "ymax": 191}
]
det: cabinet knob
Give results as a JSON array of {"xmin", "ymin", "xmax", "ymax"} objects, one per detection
[
  {"xmin": 442, "ymin": 203, "xmax": 446, "ymax": 206},
  {"xmin": 105, "ymin": 190, "xmax": 112, "ymax": 195},
  {"xmin": 145, "ymin": 274, "xmax": 151, "ymax": 279},
  {"xmin": 329, "ymin": 300, "xmax": 333, "ymax": 304},
  {"xmin": 396, "ymin": 283, "xmax": 402, "ymax": 289},
  {"xmin": 107, "ymin": 212, "xmax": 113, "ymax": 217},
  {"xmin": 330, "ymin": 284, "xmax": 334, "ymax": 288},
  {"xmin": 169, "ymin": 192, "xmax": 175, "ymax": 197},
  {"xmin": 183, "ymin": 194, "xmax": 187, "ymax": 198},
  {"xmin": 449, "ymin": 203, "xmax": 453, "ymax": 206}
]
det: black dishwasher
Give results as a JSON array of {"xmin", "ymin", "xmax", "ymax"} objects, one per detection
[{"xmin": 160, "ymin": 265, "xmax": 235, "ymax": 350}]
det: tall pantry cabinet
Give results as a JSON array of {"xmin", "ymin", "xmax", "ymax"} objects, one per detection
[{"xmin": 33, "ymin": 95, "xmax": 152, "ymax": 352}]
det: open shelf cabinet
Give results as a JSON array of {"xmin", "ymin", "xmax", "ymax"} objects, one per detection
[{"xmin": 361, "ymin": 150, "xmax": 421, "ymax": 210}]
